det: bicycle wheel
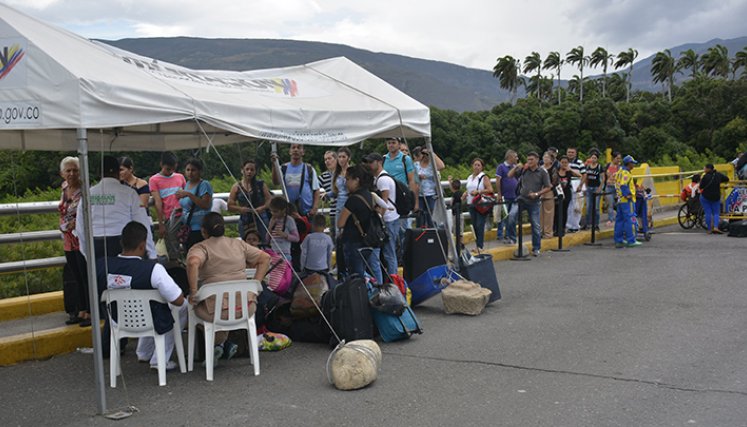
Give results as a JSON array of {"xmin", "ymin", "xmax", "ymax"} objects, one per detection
[
  {"xmin": 697, "ymin": 207, "xmax": 708, "ymax": 229},
  {"xmin": 678, "ymin": 204, "xmax": 695, "ymax": 229}
]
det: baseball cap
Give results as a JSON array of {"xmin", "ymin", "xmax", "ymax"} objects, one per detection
[
  {"xmin": 363, "ymin": 153, "xmax": 384, "ymax": 163},
  {"xmin": 622, "ymin": 155, "xmax": 638, "ymax": 165}
]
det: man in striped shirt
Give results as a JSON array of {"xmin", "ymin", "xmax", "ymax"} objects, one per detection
[
  {"xmin": 565, "ymin": 147, "xmax": 585, "ymax": 233},
  {"xmin": 319, "ymin": 150, "xmax": 337, "ymax": 239}
]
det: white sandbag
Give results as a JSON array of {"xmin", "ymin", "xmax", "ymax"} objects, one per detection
[
  {"xmin": 441, "ymin": 280, "xmax": 492, "ymax": 316},
  {"xmin": 327, "ymin": 340, "xmax": 381, "ymax": 390}
]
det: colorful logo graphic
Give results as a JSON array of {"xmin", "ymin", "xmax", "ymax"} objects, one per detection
[
  {"xmin": 273, "ymin": 78, "xmax": 298, "ymax": 97},
  {"xmin": 0, "ymin": 44, "xmax": 25, "ymax": 80}
]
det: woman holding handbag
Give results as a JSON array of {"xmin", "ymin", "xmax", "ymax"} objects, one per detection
[
  {"xmin": 462, "ymin": 158, "xmax": 494, "ymax": 253},
  {"xmin": 176, "ymin": 158, "xmax": 213, "ymax": 252}
]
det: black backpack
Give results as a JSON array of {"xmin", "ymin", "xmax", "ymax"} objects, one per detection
[
  {"xmin": 350, "ymin": 194, "xmax": 387, "ymax": 248},
  {"xmin": 380, "ymin": 172, "xmax": 415, "ymax": 216}
]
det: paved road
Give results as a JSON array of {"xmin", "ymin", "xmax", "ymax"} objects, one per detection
[{"xmin": 2, "ymin": 226, "xmax": 746, "ymax": 426}]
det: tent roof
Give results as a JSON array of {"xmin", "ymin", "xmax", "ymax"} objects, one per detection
[{"xmin": 0, "ymin": 4, "xmax": 430, "ymax": 151}]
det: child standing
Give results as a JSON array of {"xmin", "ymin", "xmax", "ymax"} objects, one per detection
[
  {"xmin": 300, "ymin": 214, "xmax": 334, "ymax": 274},
  {"xmin": 265, "ymin": 196, "xmax": 299, "ymax": 260}
]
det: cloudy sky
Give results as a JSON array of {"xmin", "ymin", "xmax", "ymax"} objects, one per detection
[{"xmin": 6, "ymin": 0, "xmax": 747, "ymax": 71}]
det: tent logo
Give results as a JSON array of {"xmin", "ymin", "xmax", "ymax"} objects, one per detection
[
  {"xmin": 274, "ymin": 78, "xmax": 298, "ymax": 97},
  {"xmin": 0, "ymin": 43, "xmax": 25, "ymax": 80}
]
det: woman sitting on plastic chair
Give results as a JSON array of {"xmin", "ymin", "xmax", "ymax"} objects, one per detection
[{"xmin": 186, "ymin": 212, "xmax": 270, "ymax": 364}]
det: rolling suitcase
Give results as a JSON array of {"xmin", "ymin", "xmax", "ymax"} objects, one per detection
[
  {"xmin": 321, "ymin": 275, "xmax": 373, "ymax": 344},
  {"xmin": 403, "ymin": 228, "xmax": 448, "ymax": 282},
  {"xmin": 459, "ymin": 254, "xmax": 501, "ymax": 302},
  {"xmin": 367, "ymin": 281, "xmax": 423, "ymax": 342}
]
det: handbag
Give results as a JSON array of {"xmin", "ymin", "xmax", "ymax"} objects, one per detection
[
  {"xmin": 471, "ymin": 193, "xmax": 496, "ymax": 215},
  {"xmin": 351, "ymin": 194, "xmax": 387, "ymax": 248}
]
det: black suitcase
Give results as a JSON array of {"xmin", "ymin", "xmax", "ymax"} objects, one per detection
[
  {"xmin": 459, "ymin": 254, "xmax": 501, "ymax": 302},
  {"xmin": 727, "ymin": 220, "xmax": 747, "ymax": 237},
  {"xmin": 403, "ymin": 228, "xmax": 448, "ymax": 282},
  {"xmin": 321, "ymin": 275, "xmax": 373, "ymax": 344}
]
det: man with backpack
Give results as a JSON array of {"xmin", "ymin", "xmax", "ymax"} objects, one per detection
[
  {"xmin": 271, "ymin": 144, "xmax": 321, "ymax": 269},
  {"xmin": 382, "ymin": 137, "xmax": 417, "ymax": 258},
  {"xmin": 366, "ymin": 153, "xmax": 401, "ymax": 277}
]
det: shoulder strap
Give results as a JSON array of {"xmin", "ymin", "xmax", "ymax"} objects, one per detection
[{"xmin": 350, "ymin": 193, "xmax": 374, "ymax": 238}]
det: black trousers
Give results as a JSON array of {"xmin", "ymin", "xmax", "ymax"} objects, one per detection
[{"xmin": 63, "ymin": 250, "xmax": 89, "ymax": 314}]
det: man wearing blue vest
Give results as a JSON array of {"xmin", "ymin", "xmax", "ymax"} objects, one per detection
[
  {"xmin": 98, "ymin": 222, "xmax": 187, "ymax": 370},
  {"xmin": 271, "ymin": 143, "xmax": 321, "ymax": 217}
]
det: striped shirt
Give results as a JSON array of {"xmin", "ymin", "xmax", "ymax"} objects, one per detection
[
  {"xmin": 319, "ymin": 170, "xmax": 336, "ymax": 216},
  {"xmin": 569, "ymin": 158, "xmax": 585, "ymax": 180}
]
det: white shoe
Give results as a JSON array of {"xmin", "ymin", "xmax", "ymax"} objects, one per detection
[{"xmin": 150, "ymin": 360, "xmax": 178, "ymax": 371}]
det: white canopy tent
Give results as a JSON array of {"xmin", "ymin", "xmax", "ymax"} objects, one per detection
[{"xmin": 0, "ymin": 3, "xmax": 454, "ymax": 416}]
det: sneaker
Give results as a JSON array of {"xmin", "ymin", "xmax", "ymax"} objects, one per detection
[
  {"xmin": 626, "ymin": 241, "xmax": 643, "ymax": 248},
  {"xmin": 202, "ymin": 345, "xmax": 223, "ymax": 368},
  {"xmin": 712, "ymin": 229, "xmax": 723, "ymax": 235},
  {"xmin": 150, "ymin": 360, "xmax": 178, "ymax": 371},
  {"xmin": 531, "ymin": 250, "xmax": 540, "ymax": 257},
  {"xmin": 615, "ymin": 243, "xmax": 625, "ymax": 249},
  {"xmin": 223, "ymin": 341, "xmax": 239, "ymax": 360}
]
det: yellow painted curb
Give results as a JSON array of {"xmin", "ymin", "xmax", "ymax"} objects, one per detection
[
  {"xmin": 0, "ymin": 323, "xmax": 94, "ymax": 366},
  {"xmin": 0, "ymin": 291, "xmax": 64, "ymax": 322}
]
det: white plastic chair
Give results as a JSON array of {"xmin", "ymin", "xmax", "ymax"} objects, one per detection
[
  {"xmin": 187, "ymin": 280, "xmax": 261, "ymax": 381},
  {"xmin": 101, "ymin": 289, "xmax": 186, "ymax": 387}
]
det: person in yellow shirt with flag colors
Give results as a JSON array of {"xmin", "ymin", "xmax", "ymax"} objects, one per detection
[{"xmin": 614, "ymin": 155, "xmax": 642, "ymax": 248}]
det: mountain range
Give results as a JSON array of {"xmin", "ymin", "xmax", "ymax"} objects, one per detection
[{"xmin": 104, "ymin": 36, "xmax": 747, "ymax": 112}]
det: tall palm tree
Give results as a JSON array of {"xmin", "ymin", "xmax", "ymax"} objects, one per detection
[
  {"xmin": 676, "ymin": 49, "xmax": 700, "ymax": 80},
  {"xmin": 735, "ymin": 46, "xmax": 747, "ymax": 79},
  {"xmin": 614, "ymin": 48, "xmax": 638, "ymax": 102},
  {"xmin": 543, "ymin": 51, "xmax": 563, "ymax": 104},
  {"xmin": 566, "ymin": 46, "xmax": 589, "ymax": 102},
  {"xmin": 651, "ymin": 49, "xmax": 676, "ymax": 102},
  {"xmin": 493, "ymin": 55, "xmax": 522, "ymax": 105},
  {"xmin": 701, "ymin": 44, "xmax": 730, "ymax": 79},
  {"xmin": 567, "ymin": 75, "xmax": 587, "ymax": 99},
  {"xmin": 590, "ymin": 47, "xmax": 614, "ymax": 97},
  {"xmin": 523, "ymin": 52, "xmax": 543, "ymax": 98}
]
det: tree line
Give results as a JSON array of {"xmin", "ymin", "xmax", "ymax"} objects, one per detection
[{"xmin": 493, "ymin": 44, "xmax": 747, "ymax": 105}]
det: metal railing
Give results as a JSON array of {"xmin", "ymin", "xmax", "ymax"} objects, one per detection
[{"xmin": 0, "ymin": 182, "xmax": 466, "ymax": 275}]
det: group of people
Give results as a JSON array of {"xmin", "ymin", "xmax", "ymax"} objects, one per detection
[
  {"xmin": 462, "ymin": 147, "xmax": 636, "ymax": 255},
  {"xmin": 57, "ymin": 137, "xmax": 446, "ymax": 371}
]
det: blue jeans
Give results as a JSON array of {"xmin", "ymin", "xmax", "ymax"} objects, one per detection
[
  {"xmin": 585, "ymin": 188, "xmax": 601, "ymax": 227},
  {"xmin": 382, "ymin": 219, "xmax": 399, "ymax": 276},
  {"xmin": 499, "ymin": 199, "xmax": 517, "ymax": 242},
  {"xmin": 604, "ymin": 185, "xmax": 616, "ymax": 222},
  {"xmin": 469, "ymin": 206, "xmax": 488, "ymax": 249},
  {"xmin": 519, "ymin": 200, "xmax": 542, "ymax": 251},
  {"xmin": 700, "ymin": 197, "xmax": 721, "ymax": 231},
  {"xmin": 417, "ymin": 195, "xmax": 437, "ymax": 228},
  {"xmin": 614, "ymin": 200, "xmax": 637, "ymax": 244},
  {"xmin": 343, "ymin": 241, "xmax": 382, "ymax": 285}
]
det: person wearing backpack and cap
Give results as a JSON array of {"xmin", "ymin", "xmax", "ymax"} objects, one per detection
[
  {"xmin": 614, "ymin": 155, "xmax": 642, "ymax": 248},
  {"xmin": 382, "ymin": 137, "xmax": 418, "ymax": 258},
  {"xmin": 365, "ymin": 153, "xmax": 401, "ymax": 279}
]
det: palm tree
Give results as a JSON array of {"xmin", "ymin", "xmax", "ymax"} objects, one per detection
[
  {"xmin": 542, "ymin": 51, "xmax": 563, "ymax": 104},
  {"xmin": 525, "ymin": 75, "xmax": 554, "ymax": 101},
  {"xmin": 735, "ymin": 46, "xmax": 747, "ymax": 79},
  {"xmin": 651, "ymin": 49, "xmax": 676, "ymax": 102},
  {"xmin": 614, "ymin": 48, "xmax": 638, "ymax": 102},
  {"xmin": 701, "ymin": 44, "xmax": 730, "ymax": 79},
  {"xmin": 676, "ymin": 49, "xmax": 700, "ymax": 80},
  {"xmin": 493, "ymin": 55, "xmax": 522, "ymax": 105},
  {"xmin": 567, "ymin": 75, "xmax": 588, "ymax": 99},
  {"xmin": 566, "ymin": 46, "xmax": 589, "ymax": 102},
  {"xmin": 590, "ymin": 47, "xmax": 614, "ymax": 97},
  {"xmin": 523, "ymin": 52, "xmax": 543, "ymax": 98}
]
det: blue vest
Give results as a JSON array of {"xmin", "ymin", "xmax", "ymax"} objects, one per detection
[{"xmin": 97, "ymin": 256, "xmax": 173, "ymax": 334}]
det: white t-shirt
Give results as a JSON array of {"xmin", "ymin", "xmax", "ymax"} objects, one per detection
[
  {"xmin": 376, "ymin": 171, "xmax": 400, "ymax": 222},
  {"xmin": 106, "ymin": 255, "xmax": 183, "ymax": 303},
  {"xmin": 465, "ymin": 173, "xmax": 486, "ymax": 206}
]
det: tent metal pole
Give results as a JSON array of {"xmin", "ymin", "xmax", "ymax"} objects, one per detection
[
  {"xmin": 77, "ymin": 128, "xmax": 107, "ymax": 415},
  {"xmin": 425, "ymin": 137, "xmax": 458, "ymax": 268}
]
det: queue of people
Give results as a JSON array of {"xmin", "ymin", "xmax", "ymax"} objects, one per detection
[{"xmin": 59, "ymin": 140, "xmax": 730, "ymax": 376}]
